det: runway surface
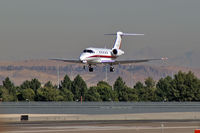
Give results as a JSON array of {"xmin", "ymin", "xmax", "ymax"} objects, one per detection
[
  {"xmin": 1, "ymin": 102, "xmax": 200, "ymax": 114},
  {"xmin": 1, "ymin": 120, "xmax": 200, "ymax": 133}
]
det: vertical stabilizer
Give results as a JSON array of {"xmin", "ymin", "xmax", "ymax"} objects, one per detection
[
  {"xmin": 113, "ymin": 31, "xmax": 123, "ymax": 49},
  {"xmin": 105, "ymin": 31, "xmax": 144, "ymax": 49}
]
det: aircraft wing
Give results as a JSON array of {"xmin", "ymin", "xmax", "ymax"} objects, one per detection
[
  {"xmin": 110, "ymin": 57, "xmax": 168, "ymax": 65},
  {"xmin": 49, "ymin": 58, "xmax": 81, "ymax": 63}
]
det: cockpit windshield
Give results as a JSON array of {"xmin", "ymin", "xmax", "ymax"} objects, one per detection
[{"xmin": 83, "ymin": 49, "xmax": 94, "ymax": 53}]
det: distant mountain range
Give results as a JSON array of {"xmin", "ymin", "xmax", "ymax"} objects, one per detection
[
  {"xmin": 131, "ymin": 46, "xmax": 200, "ymax": 68},
  {"xmin": 169, "ymin": 50, "xmax": 200, "ymax": 68},
  {"xmin": 0, "ymin": 59, "xmax": 200, "ymax": 87}
]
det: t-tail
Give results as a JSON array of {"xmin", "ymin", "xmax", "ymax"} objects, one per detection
[{"xmin": 105, "ymin": 31, "xmax": 144, "ymax": 49}]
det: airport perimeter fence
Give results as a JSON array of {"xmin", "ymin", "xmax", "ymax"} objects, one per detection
[{"xmin": 0, "ymin": 102, "xmax": 200, "ymax": 114}]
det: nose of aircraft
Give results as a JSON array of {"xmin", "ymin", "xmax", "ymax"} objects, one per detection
[{"xmin": 79, "ymin": 54, "xmax": 85, "ymax": 61}]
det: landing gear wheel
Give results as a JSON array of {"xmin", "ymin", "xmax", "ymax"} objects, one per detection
[
  {"xmin": 110, "ymin": 66, "xmax": 115, "ymax": 72},
  {"xmin": 89, "ymin": 67, "xmax": 93, "ymax": 72}
]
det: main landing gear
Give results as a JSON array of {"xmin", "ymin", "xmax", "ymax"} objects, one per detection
[{"xmin": 83, "ymin": 65, "xmax": 115, "ymax": 72}]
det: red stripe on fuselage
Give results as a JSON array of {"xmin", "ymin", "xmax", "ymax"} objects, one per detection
[{"xmin": 88, "ymin": 55, "xmax": 117, "ymax": 59}]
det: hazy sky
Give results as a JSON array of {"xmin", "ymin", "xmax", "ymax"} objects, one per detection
[{"xmin": 0, "ymin": 0, "xmax": 200, "ymax": 60}]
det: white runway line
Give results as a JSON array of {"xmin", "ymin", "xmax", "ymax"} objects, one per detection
[{"xmin": 5, "ymin": 125, "xmax": 199, "ymax": 133}]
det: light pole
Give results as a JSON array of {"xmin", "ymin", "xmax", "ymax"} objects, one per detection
[
  {"xmin": 57, "ymin": 65, "xmax": 60, "ymax": 89},
  {"xmin": 105, "ymin": 65, "xmax": 107, "ymax": 82}
]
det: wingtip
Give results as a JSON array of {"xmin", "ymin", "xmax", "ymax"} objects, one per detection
[{"xmin": 161, "ymin": 57, "xmax": 168, "ymax": 60}]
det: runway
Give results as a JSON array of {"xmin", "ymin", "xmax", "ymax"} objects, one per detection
[
  {"xmin": 1, "ymin": 102, "xmax": 200, "ymax": 114},
  {"xmin": 1, "ymin": 102, "xmax": 200, "ymax": 132},
  {"xmin": 1, "ymin": 121, "xmax": 200, "ymax": 133}
]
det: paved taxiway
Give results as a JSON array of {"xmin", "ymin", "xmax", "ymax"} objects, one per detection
[{"xmin": 1, "ymin": 121, "xmax": 200, "ymax": 133}]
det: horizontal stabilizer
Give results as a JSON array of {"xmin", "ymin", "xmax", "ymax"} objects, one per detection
[
  {"xmin": 105, "ymin": 32, "xmax": 144, "ymax": 36},
  {"xmin": 105, "ymin": 31, "xmax": 144, "ymax": 49}
]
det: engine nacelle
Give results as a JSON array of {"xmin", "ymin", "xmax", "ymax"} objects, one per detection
[{"xmin": 111, "ymin": 49, "xmax": 124, "ymax": 56}]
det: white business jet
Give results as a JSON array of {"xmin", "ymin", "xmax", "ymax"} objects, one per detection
[{"xmin": 51, "ymin": 31, "xmax": 167, "ymax": 72}]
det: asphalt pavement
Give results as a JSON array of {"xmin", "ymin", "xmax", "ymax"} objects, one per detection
[{"xmin": 1, "ymin": 120, "xmax": 199, "ymax": 133}]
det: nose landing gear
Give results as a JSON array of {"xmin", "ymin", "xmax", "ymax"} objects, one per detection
[
  {"xmin": 89, "ymin": 67, "xmax": 93, "ymax": 72},
  {"xmin": 88, "ymin": 65, "xmax": 93, "ymax": 72},
  {"xmin": 110, "ymin": 66, "xmax": 115, "ymax": 72},
  {"xmin": 83, "ymin": 64, "xmax": 94, "ymax": 72}
]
